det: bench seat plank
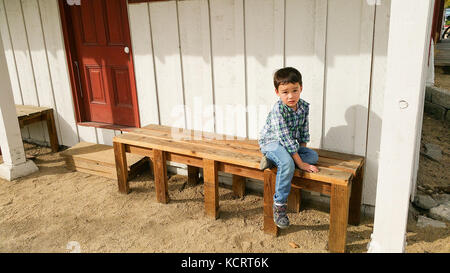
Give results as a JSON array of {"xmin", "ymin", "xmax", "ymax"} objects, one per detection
[{"xmin": 114, "ymin": 133, "xmax": 262, "ymax": 169}]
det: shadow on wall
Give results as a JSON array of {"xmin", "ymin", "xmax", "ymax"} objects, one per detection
[{"xmin": 324, "ymin": 104, "xmax": 382, "ymax": 205}]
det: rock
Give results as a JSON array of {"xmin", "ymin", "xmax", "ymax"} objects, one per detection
[
  {"xmin": 417, "ymin": 215, "xmax": 447, "ymax": 228},
  {"xmin": 429, "ymin": 85, "xmax": 450, "ymax": 109},
  {"xmin": 422, "ymin": 143, "xmax": 442, "ymax": 162},
  {"xmin": 289, "ymin": 242, "xmax": 299, "ymax": 249},
  {"xmin": 413, "ymin": 194, "xmax": 438, "ymax": 210},
  {"xmin": 441, "ymin": 186, "xmax": 450, "ymax": 194},
  {"xmin": 431, "ymin": 193, "xmax": 450, "ymax": 205},
  {"xmin": 428, "ymin": 201, "xmax": 450, "ymax": 222},
  {"xmin": 408, "ymin": 204, "xmax": 420, "ymax": 224},
  {"xmin": 424, "ymin": 101, "xmax": 446, "ymax": 120}
]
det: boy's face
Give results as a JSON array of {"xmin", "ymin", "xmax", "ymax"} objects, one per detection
[{"xmin": 275, "ymin": 82, "xmax": 302, "ymax": 109}]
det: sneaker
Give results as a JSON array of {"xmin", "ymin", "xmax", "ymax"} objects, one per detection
[
  {"xmin": 273, "ymin": 203, "xmax": 289, "ymax": 229},
  {"xmin": 259, "ymin": 156, "xmax": 275, "ymax": 170}
]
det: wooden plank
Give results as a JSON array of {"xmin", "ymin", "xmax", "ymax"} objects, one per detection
[
  {"xmin": 294, "ymin": 167, "xmax": 352, "ymax": 186},
  {"xmin": 231, "ymin": 174, "xmax": 246, "ymax": 198},
  {"xmin": 178, "ymin": 0, "xmax": 214, "ymax": 133},
  {"xmin": 0, "ymin": 0, "xmax": 23, "ymax": 105},
  {"xmin": 219, "ymin": 162, "xmax": 263, "ymax": 180},
  {"xmin": 313, "ymin": 148, "xmax": 364, "ymax": 166},
  {"xmin": 316, "ymin": 161, "xmax": 357, "ymax": 175},
  {"xmin": 323, "ymin": 0, "xmax": 374, "ymax": 156},
  {"xmin": 22, "ymin": 0, "xmax": 61, "ymax": 145},
  {"xmin": 39, "ymin": 0, "xmax": 79, "ymax": 147},
  {"xmin": 285, "ymin": 0, "xmax": 327, "ymax": 148},
  {"xmin": 114, "ymin": 142, "xmax": 129, "ymax": 194},
  {"xmin": 62, "ymin": 142, "xmax": 146, "ymax": 168},
  {"xmin": 127, "ymin": 145, "xmax": 154, "ymax": 158},
  {"xmin": 126, "ymin": 128, "xmax": 263, "ymax": 157},
  {"xmin": 263, "ymin": 169, "xmax": 278, "ymax": 236},
  {"xmin": 167, "ymin": 153, "xmax": 203, "ymax": 168},
  {"xmin": 45, "ymin": 109, "xmax": 59, "ymax": 152},
  {"xmin": 16, "ymin": 105, "xmax": 51, "ymax": 117},
  {"xmin": 4, "ymin": 0, "xmax": 39, "ymax": 106},
  {"xmin": 317, "ymin": 156, "xmax": 360, "ymax": 170},
  {"xmin": 210, "ymin": 0, "xmax": 246, "ymax": 138},
  {"xmin": 291, "ymin": 177, "xmax": 331, "ymax": 195},
  {"xmin": 128, "ymin": 2, "xmax": 160, "ymax": 127},
  {"xmin": 328, "ymin": 183, "xmax": 351, "ymax": 253},
  {"xmin": 141, "ymin": 124, "xmax": 260, "ymax": 150},
  {"xmin": 287, "ymin": 188, "xmax": 301, "ymax": 213},
  {"xmin": 149, "ymin": 1, "xmax": 185, "ymax": 128},
  {"xmin": 4, "ymin": 0, "xmax": 45, "ymax": 144},
  {"xmin": 245, "ymin": 0, "xmax": 284, "ymax": 140},
  {"xmin": 65, "ymin": 154, "xmax": 146, "ymax": 177},
  {"xmin": 114, "ymin": 133, "xmax": 262, "ymax": 169},
  {"xmin": 203, "ymin": 158, "xmax": 219, "ymax": 219},
  {"xmin": 153, "ymin": 149, "xmax": 169, "ymax": 204},
  {"xmin": 364, "ymin": 0, "xmax": 391, "ymax": 206},
  {"xmin": 18, "ymin": 113, "xmax": 46, "ymax": 127}
]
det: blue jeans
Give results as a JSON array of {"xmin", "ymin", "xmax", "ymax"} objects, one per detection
[{"xmin": 260, "ymin": 142, "xmax": 318, "ymax": 205}]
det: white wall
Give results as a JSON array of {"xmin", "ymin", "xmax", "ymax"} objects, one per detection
[{"xmin": 0, "ymin": 0, "xmax": 393, "ymax": 206}]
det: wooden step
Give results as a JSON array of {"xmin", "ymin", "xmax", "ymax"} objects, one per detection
[{"xmin": 61, "ymin": 142, "xmax": 149, "ymax": 179}]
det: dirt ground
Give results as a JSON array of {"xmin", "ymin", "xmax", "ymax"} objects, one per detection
[{"xmin": 0, "ymin": 73, "xmax": 449, "ymax": 253}]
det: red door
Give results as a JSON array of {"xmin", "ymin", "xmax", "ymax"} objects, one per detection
[{"xmin": 68, "ymin": 0, "xmax": 139, "ymax": 127}]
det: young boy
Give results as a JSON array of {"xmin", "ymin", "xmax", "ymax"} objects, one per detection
[{"xmin": 258, "ymin": 67, "xmax": 319, "ymax": 229}]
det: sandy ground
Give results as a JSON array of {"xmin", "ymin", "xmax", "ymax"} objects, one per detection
[
  {"xmin": 0, "ymin": 115, "xmax": 448, "ymax": 254},
  {"xmin": 0, "ymin": 71, "xmax": 448, "ymax": 253}
]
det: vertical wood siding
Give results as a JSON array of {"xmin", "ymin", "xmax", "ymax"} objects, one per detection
[{"xmin": 0, "ymin": 0, "xmax": 392, "ymax": 206}]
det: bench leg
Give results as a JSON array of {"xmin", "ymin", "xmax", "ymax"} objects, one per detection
[
  {"xmin": 349, "ymin": 167, "xmax": 364, "ymax": 225},
  {"xmin": 148, "ymin": 159, "xmax": 154, "ymax": 179},
  {"xmin": 328, "ymin": 183, "xmax": 351, "ymax": 253},
  {"xmin": 203, "ymin": 159, "xmax": 219, "ymax": 219},
  {"xmin": 263, "ymin": 169, "xmax": 278, "ymax": 236},
  {"xmin": 45, "ymin": 110, "xmax": 59, "ymax": 152},
  {"xmin": 153, "ymin": 149, "xmax": 169, "ymax": 204},
  {"xmin": 287, "ymin": 188, "xmax": 301, "ymax": 213},
  {"xmin": 232, "ymin": 174, "xmax": 246, "ymax": 198},
  {"xmin": 114, "ymin": 142, "xmax": 129, "ymax": 194},
  {"xmin": 187, "ymin": 165, "xmax": 200, "ymax": 186}
]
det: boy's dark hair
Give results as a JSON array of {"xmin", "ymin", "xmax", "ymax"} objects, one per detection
[{"xmin": 273, "ymin": 67, "xmax": 302, "ymax": 90}]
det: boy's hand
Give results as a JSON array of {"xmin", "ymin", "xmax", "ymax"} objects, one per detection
[{"xmin": 298, "ymin": 162, "xmax": 319, "ymax": 173}]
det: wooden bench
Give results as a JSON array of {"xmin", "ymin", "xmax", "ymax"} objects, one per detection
[
  {"xmin": 16, "ymin": 105, "xmax": 59, "ymax": 153},
  {"xmin": 112, "ymin": 124, "xmax": 365, "ymax": 253}
]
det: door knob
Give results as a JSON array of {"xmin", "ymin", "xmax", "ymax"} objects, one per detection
[{"xmin": 124, "ymin": 46, "xmax": 130, "ymax": 54}]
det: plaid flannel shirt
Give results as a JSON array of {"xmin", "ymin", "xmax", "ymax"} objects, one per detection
[{"xmin": 258, "ymin": 98, "xmax": 310, "ymax": 155}]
